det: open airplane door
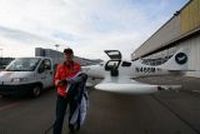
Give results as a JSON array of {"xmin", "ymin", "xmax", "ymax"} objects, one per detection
[
  {"xmin": 104, "ymin": 50, "xmax": 122, "ymax": 77},
  {"xmin": 104, "ymin": 50, "xmax": 122, "ymax": 60}
]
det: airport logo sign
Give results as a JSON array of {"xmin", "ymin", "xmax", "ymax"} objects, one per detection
[{"xmin": 175, "ymin": 52, "xmax": 188, "ymax": 65}]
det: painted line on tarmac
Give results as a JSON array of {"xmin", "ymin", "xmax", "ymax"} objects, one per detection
[{"xmin": 0, "ymin": 102, "xmax": 21, "ymax": 112}]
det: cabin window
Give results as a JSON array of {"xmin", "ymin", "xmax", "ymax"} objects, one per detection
[{"xmin": 121, "ymin": 61, "xmax": 132, "ymax": 67}]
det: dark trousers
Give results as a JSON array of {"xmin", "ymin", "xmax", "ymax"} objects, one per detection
[{"xmin": 53, "ymin": 95, "xmax": 77, "ymax": 134}]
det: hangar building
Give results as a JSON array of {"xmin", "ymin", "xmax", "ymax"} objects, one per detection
[{"xmin": 131, "ymin": 0, "xmax": 200, "ymax": 78}]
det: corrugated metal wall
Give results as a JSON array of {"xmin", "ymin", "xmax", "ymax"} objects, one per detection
[
  {"xmin": 180, "ymin": 0, "xmax": 200, "ymax": 34},
  {"xmin": 132, "ymin": 0, "xmax": 200, "ymax": 60},
  {"xmin": 186, "ymin": 35, "xmax": 200, "ymax": 77}
]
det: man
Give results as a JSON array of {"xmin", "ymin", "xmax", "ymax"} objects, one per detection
[{"xmin": 53, "ymin": 48, "xmax": 81, "ymax": 134}]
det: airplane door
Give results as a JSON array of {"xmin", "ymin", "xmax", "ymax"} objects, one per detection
[
  {"xmin": 104, "ymin": 50, "xmax": 122, "ymax": 60},
  {"xmin": 104, "ymin": 50, "xmax": 122, "ymax": 77}
]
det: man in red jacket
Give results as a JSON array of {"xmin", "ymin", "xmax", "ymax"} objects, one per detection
[{"xmin": 53, "ymin": 48, "xmax": 81, "ymax": 134}]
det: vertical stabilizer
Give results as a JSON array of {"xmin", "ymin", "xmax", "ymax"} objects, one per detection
[{"xmin": 158, "ymin": 47, "xmax": 190, "ymax": 71}]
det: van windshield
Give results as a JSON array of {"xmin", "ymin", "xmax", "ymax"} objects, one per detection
[{"xmin": 5, "ymin": 58, "xmax": 41, "ymax": 71}]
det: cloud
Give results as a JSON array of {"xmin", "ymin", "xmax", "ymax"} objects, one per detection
[{"xmin": 0, "ymin": 0, "xmax": 189, "ymax": 60}]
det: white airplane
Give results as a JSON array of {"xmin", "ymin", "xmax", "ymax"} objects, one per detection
[{"xmin": 82, "ymin": 47, "xmax": 191, "ymax": 94}]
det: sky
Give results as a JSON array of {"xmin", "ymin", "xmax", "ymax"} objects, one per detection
[{"xmin": 0, "ymin": 0, "xmax": 189, "ymax": 60}]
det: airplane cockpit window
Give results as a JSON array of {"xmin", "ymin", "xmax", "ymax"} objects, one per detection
[
  {"xmin": 107, "ymin": 61, "xmax": 118, "ymax": 68},
  {"xmin": 121, "ymin": 61, "xmax": 132, "ymax": 67},
  {"xmin": 105, "ymin": 60, "xmax": 120, "ymax": 71}
]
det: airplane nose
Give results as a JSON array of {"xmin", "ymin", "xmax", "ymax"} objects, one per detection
[{"xmin": 82, "ymin": 65, "xmax": 104, "ymax": 78}]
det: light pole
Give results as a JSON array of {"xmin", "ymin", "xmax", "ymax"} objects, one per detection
[
  {"xmin": 0, "ymin": 48, "xmax": 3, "ymax": 57},
  {"xmin": 55, "ymin": 44, "xmax": 60, "ymax": 51}
]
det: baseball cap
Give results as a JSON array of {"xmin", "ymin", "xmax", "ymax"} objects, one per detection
[{"xmin": 63, "ymin": 48, "xmax": 73, "ymax": 54}]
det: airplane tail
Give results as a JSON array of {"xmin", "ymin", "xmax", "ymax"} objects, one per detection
[{"xmin": 158, "ymin": 47, "xmax": 191, "ymax": 72}]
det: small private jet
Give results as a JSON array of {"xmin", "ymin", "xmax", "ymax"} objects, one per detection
[{"xmin": 83, "ymin": 47, "xmax": 191, "ymax": 94}]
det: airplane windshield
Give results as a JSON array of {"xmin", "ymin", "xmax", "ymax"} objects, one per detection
[
  {"xmin": 5, "ymin": 58, "xmax": 41, "ymax": 71},
  {"xmin": 105, "ymin": 60, "xmax": 120, "ymax": 71}
]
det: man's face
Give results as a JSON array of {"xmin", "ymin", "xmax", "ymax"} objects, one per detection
[{"xmin": 64, "ymin": 53, "xmax": 73, "ymax": 62}]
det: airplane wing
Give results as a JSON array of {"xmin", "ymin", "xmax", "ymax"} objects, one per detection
[{"xmin": 95, "ymin": 76, "xmax": 181, "ymax": 94}]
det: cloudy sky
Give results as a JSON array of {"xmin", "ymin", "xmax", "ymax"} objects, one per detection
[{"xmin": 0, "ymin": 0, "xmax": 188, "ymax": 60}]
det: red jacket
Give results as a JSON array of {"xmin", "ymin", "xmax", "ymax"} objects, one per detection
[{"xmin": 54, "ymin": 61, "xmax": 81, "ymax": 96}]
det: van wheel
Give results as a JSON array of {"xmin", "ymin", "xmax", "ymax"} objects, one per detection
[{"xmin": 32, "ymin": 85, "xmax": 41, "ymax": 97}]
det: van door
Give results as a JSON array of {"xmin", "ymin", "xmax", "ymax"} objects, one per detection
[{"xmin": 37, "ymin": 59, "xmax": 53, "ymax": 88}]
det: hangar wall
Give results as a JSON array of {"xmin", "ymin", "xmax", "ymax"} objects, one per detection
[
  {"xmin": 132, "ymin": 0, "xmax": 200, "ymax": 78},
  {"xmin": 184, "ymin": 35, "xmax": 200, "ymax": 77},
  {"xmin": 132, "ymin": 0, "xmax": 200, "ymax": 60},
  {"xmin": 180, "ymin": 0, "xmax": 200, "ymax": 34}
]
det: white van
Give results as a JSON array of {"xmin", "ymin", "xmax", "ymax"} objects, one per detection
[{"xmin": 0, "ymin": 57, "xmax": 54, "ymax": 97}]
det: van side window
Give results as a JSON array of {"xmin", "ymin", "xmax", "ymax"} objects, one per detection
[
  {"xmin": 43, "ymin": 59, "xmax": 51, "ymax": 70},
  {"xmin": 38, "ymin": 59, "xmax": 51, "ymax": 73}
]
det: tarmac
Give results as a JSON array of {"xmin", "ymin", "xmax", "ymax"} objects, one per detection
[{"xmin": 0, "ymin": 76, "xmax": 199, "ymax": 134}]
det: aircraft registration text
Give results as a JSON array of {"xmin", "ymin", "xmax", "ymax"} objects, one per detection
[{"xmin": 135, "ymin": 67, "xmax": 156, "ymax": 73}]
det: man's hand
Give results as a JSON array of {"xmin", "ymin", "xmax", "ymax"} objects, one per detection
[{"xmin": 56, "ymin": 79, "xmax": 68, "ymax": 86}]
